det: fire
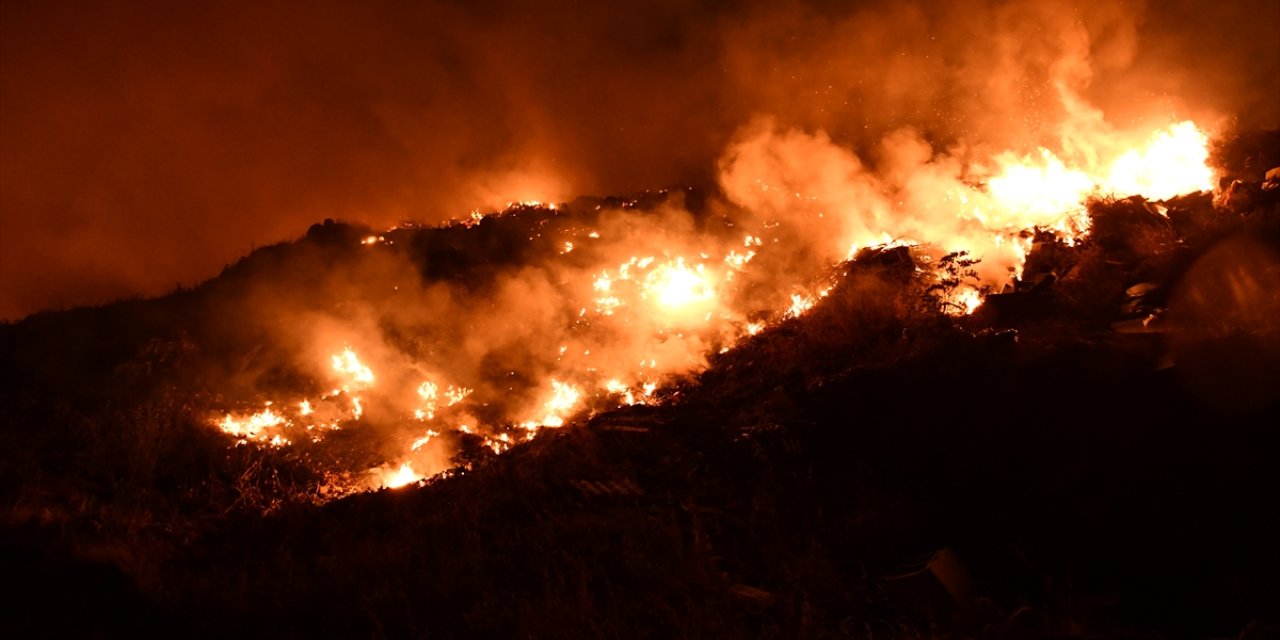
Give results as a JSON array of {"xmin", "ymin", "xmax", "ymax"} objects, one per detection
[
  {"xmin": 987, "ymin": 149, "xmax": 1094, "ymax": 226},
  {"xmin": 786, "ymin": 294, "xmax": 816, "ymax": 319},
  {"xmin": 983, "ymin": 120, "xmax": 1212, "ymax": 236},
  {"xmin": 522, "ymin": 379, "xmax": 582, "ymax": 430},
  {"xmin": 218, "ymin": 405, "xmax": 287, "ymax": 444},
  {"xmin": 332, "ymin": 347, "xmax": 374, "ymax": 389},
  {"xmin": 592, "ymin": 254, "xmax": 726, "ymax": 322},
  {"xmin": 378, "ymin": 462, "xmax": 423, "ymax": 489},
  {"xmin": 945, "ymin": 286, "xmax": 985, "ymax": 317},
  {"xmin": 644, "ymin": 258, "xmax": 715, "ymax": 310},
  {"xmin": 1103, "ymin": 121, "xmax": 1213, "ymax": 201},
  {"xmin": 205, "ymin": 113, "xmax": 1217, "ymax": 499}
]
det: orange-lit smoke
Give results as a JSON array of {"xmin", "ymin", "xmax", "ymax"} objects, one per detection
[
  {"xmin": 214, "ymin": 102, "xmax": 1215, "ymax": 493},
  {"xmin": 3, "ymin": 0, "xmax": 1275, "ymax": 321}
]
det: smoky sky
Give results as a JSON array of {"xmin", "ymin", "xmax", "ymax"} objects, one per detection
[{"xmin": 2, "ymin": 0, "xmax": 1277, "ymax": 321}]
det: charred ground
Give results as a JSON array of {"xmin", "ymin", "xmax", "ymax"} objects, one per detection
[{"xmin": 2, "ymin": 135, "xmax": 1279, "ymax": 638}]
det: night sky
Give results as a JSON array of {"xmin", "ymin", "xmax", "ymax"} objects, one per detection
[{"xmin": 2, "ymin": 0, "xmax": 1276, "ymax": 321}]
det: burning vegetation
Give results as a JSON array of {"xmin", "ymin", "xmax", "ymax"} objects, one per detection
[
  {"xmin": 201, "ymin": 114, "xmax": 1220, "ymax": 497},
  {"xmin": 3, "ymin": 122, "xmax": 1278, "ymax": 636},
  {"xmin": 2, "ymin": 1, "xmax": 1279, "ymax": 636}
]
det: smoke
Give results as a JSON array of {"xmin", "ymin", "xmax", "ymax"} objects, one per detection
[{"xmin": 3, "ymin": 0, "xmax": 1277, "ymax": 320}]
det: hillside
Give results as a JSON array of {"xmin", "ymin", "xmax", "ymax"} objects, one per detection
[{"xmin": 2, "ymin": 134, "xmax": 1279, "ymax": 638}]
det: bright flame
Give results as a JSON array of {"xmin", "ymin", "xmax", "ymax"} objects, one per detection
[
  {"xmin": 945, "ymin": 286, "xmax": 984, "ymax": 316},
  {"xmin": 988, "ymin": 149, "xmax": 1094, "ymax": 224},
  {"xmin": 522, "ymin": 379, "xmax": 582, "ymax": 430},
  {"xmin": 332, "ymin": 347, "xmax": 374, "ymax": 389},
  {"xmin": 218, "ymin": 406, "xmax": 286, "ymax": 443},
  {"xmin": 206, "ymin": 115, "xmax": 1217, "ymax": 501},
  {"xmin": 1103, "ymin": 121, "xmax": 1213, "ymax": 200},
  {"xmin": 379, "ymin": 462, "xmax": 422, "ymax": 489},
  {"xmin": 645, "ymin": 258, "xmax": 715, "ymax": 310}
]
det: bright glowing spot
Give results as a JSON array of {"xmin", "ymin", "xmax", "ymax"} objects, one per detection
[
  {"xmin": 988, "ymin": 149, "xmax": 1093, "ymax": 223},
  {"xmin": 522, "ymin": 379, "xmax": 582, "ymax": 430},
  {"xmin": 417, "ymin": 381, "xmax": 438, "ymax": 420},
  {"xmin": 1104, "ymin": 121, "xmax": 1213, "ymax": 200},
  {"xmin": 219, "ymin": 407, "xmax": 286, "ymax": 441},
  {"xmin": 411, "ymin": 430, "xmax": 440, "ymax": 451},
  {"xmin": 786, "ymin": 294, "xmax": 816, "ymax": 318},
  {"xmin": 644, "ymin": 258, "xmax": 715, "ymax": 309},
  {"xmin": 944, "ymin": 286, "xmax": 984, "ymax": 316},
  {"xmin": 445, "ymin": 386, "xmax": 471, "ymax": 406},
  {"xmin": 379, "ymin": 462, "xmax": 422, "ymax": 489},
  {"xmin": 418, "ymin": 381, "xmax": 438, "ymax": 402},
  {"xmin": 332, "ymin": 347, "xmax": 375, "ymax": 388}
]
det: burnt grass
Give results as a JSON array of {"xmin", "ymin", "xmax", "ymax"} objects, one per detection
[{"xmin": 3, "ymin": 149, "xmax": 1280, "ymax": 637}]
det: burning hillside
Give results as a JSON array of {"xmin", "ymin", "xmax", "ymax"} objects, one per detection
[
  {"xmin": 2, "ymin": 124, "xmax": 1278, "ymax": 636},
  {"xmin": 3, "ymin": 0, "xmax": 1279, "ymax": 636},
  {"xmin": 195, "ymin": 113, "xmax": 1220, "ymax": 498}
]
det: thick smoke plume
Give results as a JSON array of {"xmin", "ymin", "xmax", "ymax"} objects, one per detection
[{"xmin": 2, "ymin": 0, "xmax": 1277, "ymax": 320}]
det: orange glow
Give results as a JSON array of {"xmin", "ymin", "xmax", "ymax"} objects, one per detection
[
  {"xmin": 205, "ymin": 115, "xmax": 1217, "ymax": 500},
  {"xmin": 332, "ymin": 347, "xmax": 374, "ymax": 389},
  {"xmin": 378, "ymin": 462, "xmax": 423, "ymax": 489},
  {"xmin": 218, "ymin": 405, "xmax": 287, "ymax": 444},
  {"xmin": 644, "ymin": 258, "xmax": 715, "ymax": 310},
  {"xmin": 1103, "ymin": 121, "xmax": 1213, "ymax": 201},
  {"xmin": 522, "ymin": 379, "xmax": 582, "ymax": 430},
  {"xmin": 987, "ymin": 149, "xmax": 1093, "ymax": 225}
]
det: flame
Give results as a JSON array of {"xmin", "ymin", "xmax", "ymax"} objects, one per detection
[
  {"xmin": 943, "ymin": 285, "xmax": 985, "ymax": 316},
  {"xmin": 1102, "ymin": 121, "xmax": 1213, "ymax": 201},
  {"xmin": 332, "ymin": 347, "xmax": 374, "ymax": 389},
  {"xmin": 987, "ymin": 149, "xmax": 1094, "ymax": 226},
  {"xmin": 786, "ymin": 294, "xmax": 816, "ymax": 318},
  {"xmin": 205, "ymin": 114, "xmax": 1216, "ymax": 500},
  {"xmin": 522, "ymin": 379, "xmax": 582, "ymax": 430},
  {"xmin": 378, "ymin": 462, "xmax": 423, "ymax": 489},
  {"xmin": 644, "ymin": 258, "xmax": 715, "ymax": 310},
  {"xmin": 218, "ymin": 405, "xmax": 286, "ymax": 443}
]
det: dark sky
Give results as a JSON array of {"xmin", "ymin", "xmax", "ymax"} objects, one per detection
[{"xmin": 2, "ymin": 0, "xmax": 1276, "ymax": 321}]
